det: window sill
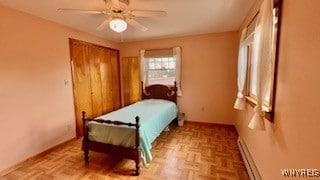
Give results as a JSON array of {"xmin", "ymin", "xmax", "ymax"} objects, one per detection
[{"xmin": 245, "ymin": 96, "xmax": 274, "ymax": 122}]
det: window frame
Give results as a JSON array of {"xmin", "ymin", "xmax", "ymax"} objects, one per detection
[
  {"xmin": 244, "ymin": 0, "xmax": 283, "ymax": 122},
  {"xmin": 147, "ymin": 56, "xmax": 177, "ymax": 86}
]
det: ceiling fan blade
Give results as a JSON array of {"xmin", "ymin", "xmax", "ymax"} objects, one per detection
[
  {"xmin": 126, "ymin": 18, "xmax": 148, "ymax": 32},
  {"xmin": 96, "ymin": 18, "xmax": 112, "ymax": 31},
  {"xmin": 131, "ymin": 10, "xmax": 167, "ymax": 17},
  {"xmin": 58, "ymin": 8, "xmax": 110, "ymax": 14}
]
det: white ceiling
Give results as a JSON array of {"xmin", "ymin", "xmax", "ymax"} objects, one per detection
[{"xmin": 0, "ymin": 0, "xmax": 255, "ymax": 42}]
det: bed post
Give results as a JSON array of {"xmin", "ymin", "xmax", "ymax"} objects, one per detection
[
  {"xmin": 135, "ymin": 116, "xmax": 140, "ymax": 175},
  {"xmin": 82, "ymin": 111, "xmax": 89, "ymax": 162},
  {"xmin": 141, "ymin": 81, "xmax": 145, "ymax": 99},
  {"xmin": 174, "ymin": 81, "xmax": 178, "ymax": 103}
]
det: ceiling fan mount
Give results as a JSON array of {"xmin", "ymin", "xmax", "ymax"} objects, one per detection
[
  {"xmin": 104, "ymin": 0, "xmax": 130, "ymax": 11},
  {"xmin": 104, "ymin": 0, "xmax": 129, "ymax": 10},
  {"xmin": 58, "ymin": 0, "xmax": 167, "ymax": 33}
]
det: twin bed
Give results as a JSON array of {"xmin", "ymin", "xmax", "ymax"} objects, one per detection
[{"xmin": 81, "ymin": 82, "xmax": 178, "ymax": 175}]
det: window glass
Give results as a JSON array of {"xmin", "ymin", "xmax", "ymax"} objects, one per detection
[
  {"xmin": 148, "ymin": 57, "xmax": 176, "ymax": 85},
  {"xmin": 149, "ymin": 59, "xmax": 155, "ymax": 69}
]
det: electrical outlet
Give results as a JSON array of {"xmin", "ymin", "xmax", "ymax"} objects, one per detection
[
  {"xmin": 64, "ymin": 79, "xmax": 69, "ymax": 86},
  {"xmin": 67, "ymin": 124, "xmax": 72, "ymax": 131},
  {"xmin": 201, "ymin": 107, "xmax": 205, "ymax": 112}
]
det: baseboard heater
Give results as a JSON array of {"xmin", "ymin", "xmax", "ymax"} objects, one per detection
[{"xmin": 237, "ymin": 137, "xmax": 262, "ymax": 180}]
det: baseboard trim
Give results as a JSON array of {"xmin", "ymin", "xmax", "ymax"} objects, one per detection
[
  {"xmin": 237, "ymin": 137, "xmax": 261, "ymax": 180},
  {"xmin": 0, "ymin": 137, "xmax": 77, "ymax": 177},
  {"xmin": 184, "ymin": 121, "xmax": 236, "ymax": 128}
]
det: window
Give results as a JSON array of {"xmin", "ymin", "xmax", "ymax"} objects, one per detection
[
  {"xmin": 245, "ymin": 39, "xmax": 273, "ymax": 111},
  {"xmin": 244, "ymin": 1, "xmax": 281, "ymax": 115},
  {"xmin": 234, "ymin": 0, "xmax": 282, "ymax": 129},
  {"xmin": 141, "ymin": 47, "xmax": 182, "ymax": 96},
  {"xmin": 147, "ymin": 57, "xmax": 176, "ymax": 85}
]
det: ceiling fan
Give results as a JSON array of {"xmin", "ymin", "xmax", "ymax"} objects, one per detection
[{"xmin": 58, "ymin": 0, "xmax": 167, "ymax": 33}]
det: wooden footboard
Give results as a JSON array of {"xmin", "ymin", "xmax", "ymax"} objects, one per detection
[
  {"xmin": 81, "ymin": 111, "xmax": 141, "ymax": 175},
  {"xmin": 81, "ymin": 83, "xmax": 178, "ymax": 176}
]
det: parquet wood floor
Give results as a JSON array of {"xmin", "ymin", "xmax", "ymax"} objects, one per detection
[{"xmin": 0, "ymin": 122, "xmax": 249, "ymax": 180}]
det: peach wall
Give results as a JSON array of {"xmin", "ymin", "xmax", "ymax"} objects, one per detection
[
  {"xmin": 120, "ymin": 32, "xmax": 239, "ymax": 124},
  {"xmin": 235, "ymin": 0, "xmax": 320, "ymax": 179},
  {"xmin": 0, "ymin": 5, "xmax": 119, "ymax": 172}
]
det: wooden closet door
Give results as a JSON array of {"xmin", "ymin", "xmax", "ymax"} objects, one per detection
[
  {"xmin": 100, "ymin": 50, "xmax": 114, "ymax": 113},
  {"xmin": 70, "ymin": 39, "xmax": 121, "ymax": 137},
  {"xmin": 88, "ymin": 46, "xmax": 104, "ymax": 117},
  {"xmin": 70, "ymin": 42, "xmax": 92, "ymax": 137},
  {"xmin": 110, "ymin": 50, "xmax": 121, "ymax": 109},
  {"xmin": 122, "ymin": 56, "xmax": 141, "ymax": 106}
]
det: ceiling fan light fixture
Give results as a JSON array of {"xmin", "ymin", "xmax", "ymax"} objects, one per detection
[{"xmin": 109, "ymin": 18, "xmax": 127, "ymax": 32}]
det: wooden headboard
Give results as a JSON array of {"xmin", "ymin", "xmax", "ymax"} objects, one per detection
[{"xmin": 141, "ymin": 82, "xmax": 177, "ymax": 104}]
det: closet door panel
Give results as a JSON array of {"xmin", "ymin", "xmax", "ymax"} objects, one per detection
[
  {"xmin": 122, "ymin": 56, "xmax": 141, "ymax": 106},
  {"xmin": 100, "ymin": 50, "xmax": 114, "ymax": 113},
  {"xmin": 70, "ymin": 42, "xmax": 92, "ymax": 137},
  {"xmin": 122, "ymin": 58, "xmax": 131, "ymax": 106},
  {"xmin": 88, "ymin": 47, "xmax": 104, "ymax": 117},
  {"xmin": 110, "ymin": 50, "xmax": 121, "ymax": 109}
]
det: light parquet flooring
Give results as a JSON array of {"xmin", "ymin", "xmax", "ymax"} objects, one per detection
[{"xmin": 0, "ymin": 122, "xmax": 249, "ymax": 180}]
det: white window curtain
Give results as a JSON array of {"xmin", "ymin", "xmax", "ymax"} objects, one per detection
[
  {"xmin": 173, "ymin": 47, "xmax": 183, "ymax": 96},
  {"xmin": 248, "ymin": 0, "xmax": 274, "ymax": 130},
  {"xmin": 141, "ymin": 47, "xmax": 182, "ymax": 96},
  {"xmin": 140, "ymin": 49, "xmax": 148, "ymax": 89},
  {"xmin": 234, "ymin": 27, "xmax": 248, "ymax": 110}
]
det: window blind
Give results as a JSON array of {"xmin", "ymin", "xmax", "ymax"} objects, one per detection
[
  {"xmin": 246, "ymin": 13, "xmax": 258, "ymax": 39},
  {"xmin": 144, "ymin": 49, "xmax": 173, "ymax": 58}
]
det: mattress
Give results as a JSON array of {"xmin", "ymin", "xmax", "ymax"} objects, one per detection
[{"xmin": 87, "ymin": 99, "xmax": 178, "ymax": 165}]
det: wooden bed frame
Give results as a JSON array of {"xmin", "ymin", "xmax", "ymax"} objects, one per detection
[{"xmin": 81, "ymin": 82, "xmax": 177, "ymax": 175}]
